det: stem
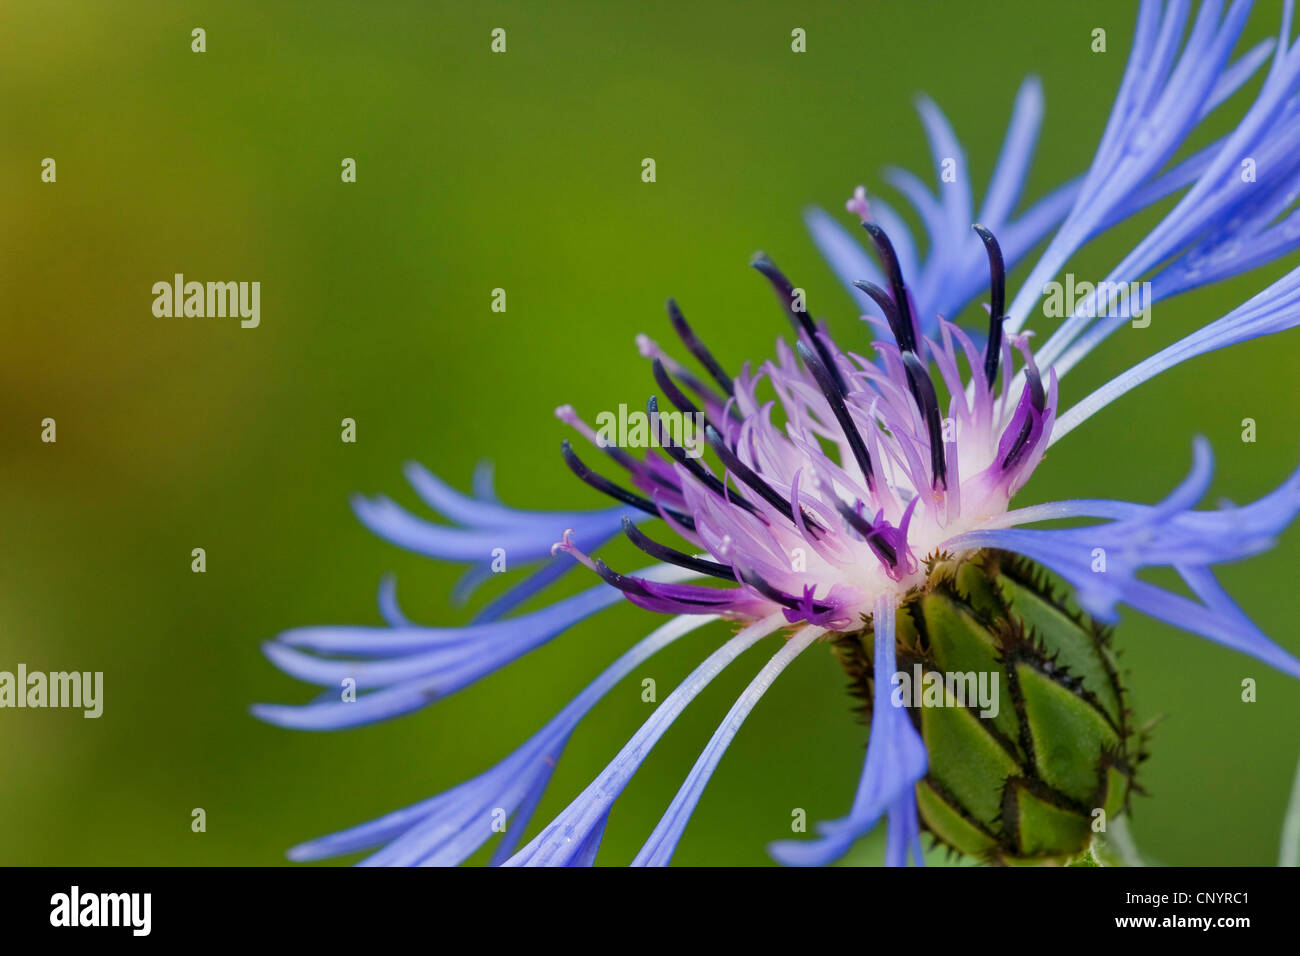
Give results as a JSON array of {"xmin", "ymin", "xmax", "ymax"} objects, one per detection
[{"xmin": 1280, "ymin": 751, "xmax": 1300, "ymax": 867}]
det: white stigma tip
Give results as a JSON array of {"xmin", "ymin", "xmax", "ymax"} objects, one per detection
[{"xmin": 846, "ymin": 185, "xmax": 872, "ymax": 223}]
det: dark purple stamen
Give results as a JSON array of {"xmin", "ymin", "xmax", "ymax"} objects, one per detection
[
  {"xmin": 651, "ymin": 359, "xmax": 702, "ymax": 417},
  {"xmin": 595, "ymin": 436, "xmax": 649, "ymax": 475},
  {"xmin": 703, "ymin": 424, "xmax": 824, "ymax": 535},
  {"xmin": 571, "ymin": 417, "xmax": 676, "ymax": 493},
  {"xmin": 999, "ymin": 363, "xmax": 1046, "ymax": 471},
  {"xmin": 973, "ymin": 224, "xmax": 1006, "ymax": 388},
  {"xmin": 602, "ymin": 442, "xmax": 687, "ymax": 496},
  {"xmin": 667, "ymin": 299, "xmax": 735, "ymax": 398},
  {"xmin": 651, "ymin": 336, "xmax": 737, "ymax": 422},
  {"xmin": 561, "ymin": 440, "xmax": 695, "ymax": 530},
  {"xmin": 646, "ymin": 397, "xmax": 763, "ymax": 519},
  {"xmin": 901, "ymin": 351, "xmax": 948, "ymax": 490},
  {"xmin": 620, "ymin": 516, "xmax": 734, "ymax": 580},
  {"xmin": 591, "ymin": 558, "xmax": 654, "ymax": 596},
  {"xmin": 560, "ymin": 408, "xmax": 676, "ymax": 491},
  {"xmin": 1001, "ymin": 421, "xmax": 1034, "ymax": 471},
  {"xmin": 737, "ymin": 567, "xmax": 835, "ymax": 614},
  {"xmin": 1024, "ymin": 358, "xmax": 1046, "ymax": 412},
  {"xmin": 594, "ymin": 558, "xmax": 738, "ymax": 606},
  {"xmin": 795, "ymin": 341, "xmax": 877, "ymax": 490},
  {"xmin": 750, "ymin": 253, "xmax": 848, "ymax": 394},
  {"xmin": 851, "ymin": 279, "xmax": 912, "ymax": 354},
  {"xmin": 830, "ymin": 497, "xmax": 900, "ymax": 570},
  {"xmin": 861, "ymin": 222, "xmax": 918, "ymax": 354}
]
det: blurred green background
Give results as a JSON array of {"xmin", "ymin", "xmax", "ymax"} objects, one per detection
[{"xmin": 2, "ymin": 0, "xmax": 1298, "ymax": 866}]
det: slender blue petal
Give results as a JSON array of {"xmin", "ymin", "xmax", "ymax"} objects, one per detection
[
  {"xmin": 1053, "ymin": 263, "xmax": 1300, "ymax": 441},
  {"xmin": 947, "ymin": 441, "xmax": 1300, "ymax": 678},
  {"xmin": 769, "ymin": 594, "xmax": 928, "ymax": 866},
  {"xmin": 1008, "ymin": 0, "xmax": 1280, "ymax": 339},
  {"xmin": 1037, "ymin": 3, "xmax": 1300, "ymax": 373},
  {"xmin": 352, "ymin": 492, "xmax": 626, "ymax": 564},
  {"xmin": 885, "ymin": 792, "xmax": 924, "ymax": 867},
  {"xmin": 470, "ymin": 552, "xmax": 581, "ymax": 622},
  {"xmin": 632, "ymin": 623, "xmax": 825, "ymax": 866},
  {"xmin": 806, "ymin": 76, "xmax": 1077, "ymax": 332},
  {"xmin": 376, "ymin": 573, "xmax": 411, "ymax": 628},
  {"xmin": 978, "ymin": 76, "xmax": 1045, "ymax": 227},
  {"xmin": 253, "ymin": 564, "xmax": 700, "ymax": 730},
  {"xmin": 403, "ymin": 460, "xmax": 570, "ymax": 528},
  {"xmin": 505, "ymin": 613, "xmax": 789, "ymax": 866},
  {"xmin": 285, "ymin": 613, "xmax": 716, "ymax": 864}
]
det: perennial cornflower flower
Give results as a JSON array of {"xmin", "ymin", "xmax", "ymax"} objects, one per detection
[{"xmin": 256, "ymin": 0, "xmax": 1300, "ymax": 866}]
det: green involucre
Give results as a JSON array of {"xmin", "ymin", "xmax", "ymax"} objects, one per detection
[{"xmin": 834, "ymin": 550, "xmax": 1143, "ymax": 865}]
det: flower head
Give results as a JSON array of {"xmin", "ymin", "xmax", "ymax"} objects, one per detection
[{"xmin": 553, "ymin": 226, "xmax": 1056, "ymax": 635}]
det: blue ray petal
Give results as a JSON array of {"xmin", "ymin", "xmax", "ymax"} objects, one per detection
[
  {"xmin": 632, "ymin": 623, "xmax": 825, "ymax": 866},
  {"xmin": 505, "ymin": 613, "xmax": 789, "ymax": 866},
  {"xmin": 284, "ymin": 613, "xmax": 717, "ymax": 864},
  {"xmin": 949, "ymin": 441, "xmax": 1300, "ymax": 679},
  {"xmin": 769, "ymin": 594, "xmax": 928, "ymax": 866}
]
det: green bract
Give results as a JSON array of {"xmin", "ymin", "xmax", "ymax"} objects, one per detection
[{"xmin": 835, "ymin": 550, "xmax": 1142, "ymax": 865}]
